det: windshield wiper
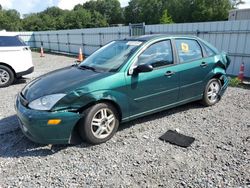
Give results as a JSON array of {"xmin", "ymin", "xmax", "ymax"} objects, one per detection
[{"xmin": 78, "ymin": 65, "xmax": 97, "ymax": 72}]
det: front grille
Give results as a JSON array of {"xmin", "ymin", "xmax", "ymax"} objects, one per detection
[{"xmin": 19, "ymin": 93, "xmax": 29, "ymax": 107}]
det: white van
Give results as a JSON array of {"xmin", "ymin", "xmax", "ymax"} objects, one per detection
[{"xmin": 0, "ymin": 32, "xmax": 34, "ymax": 87}]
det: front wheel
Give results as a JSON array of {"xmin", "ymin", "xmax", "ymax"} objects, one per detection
[
  {"xmin": 0, "ymin": 65, "xmax": 15, "ymax": 88},
  {"xmin": 79, "ymin": 103, "xmax": 119, "ymax": 144},
  {"xmin": 201, "ymin": 78, "xmax": 222, "ymax": 106}
]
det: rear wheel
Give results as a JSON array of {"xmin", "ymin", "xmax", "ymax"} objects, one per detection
[
  {"xmin": 201, "ymin": 78, "xmax": 221, "ymax": 106},
  {"xmin": 0, "ymin": 65, "xmax": 15, "ymax": 88},
  {"xmin": 79, "ymin": 103, "xmax": 119, "ymax": 144}
]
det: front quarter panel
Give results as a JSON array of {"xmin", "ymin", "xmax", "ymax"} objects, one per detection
[{"xmin": 52, "ymin": 72, "xmax": 130, "ymax": 120}]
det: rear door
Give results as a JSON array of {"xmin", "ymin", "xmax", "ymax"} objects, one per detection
[{"xmin": 174, "ymin": 38, "xmax": 214, "ymax": 101}]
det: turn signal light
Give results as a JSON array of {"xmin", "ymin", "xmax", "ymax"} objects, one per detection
[{"xmin": 47, "ymin": 119, "xmax": 61, "ymax": 125}]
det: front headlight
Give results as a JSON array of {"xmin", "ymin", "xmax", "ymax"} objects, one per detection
[{"xmin": 28, "ymin": 94, "xmax": 66, "ymax": 111}]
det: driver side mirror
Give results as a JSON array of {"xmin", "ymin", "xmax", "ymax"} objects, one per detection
[{"xmin": 133, "ymin": 64, "xmax": 153, "ymax": 75}]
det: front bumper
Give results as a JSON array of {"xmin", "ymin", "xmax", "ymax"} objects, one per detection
[
  {"xmin": 16, "ymin": 66, "xmax": 34, "ymax": 77},
  {"xmin": 15, "ymin": 94, "xmax": 81, "ymax": 144}
]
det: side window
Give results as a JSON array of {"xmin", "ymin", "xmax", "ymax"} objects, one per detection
[
  {"xmin": 0, "ymin": 36, "xmax": 25, "ymax": 47},
  {"xmin": 137, "ymin": 40, "xmax": 173, "ymax": 68},
  {"xmin": 175, "ymin": 39, "xmax": 202, "ymax": 63},
  {"xmin": 203, "ymin": 43, "xmax": 216, "ymax": 57}
]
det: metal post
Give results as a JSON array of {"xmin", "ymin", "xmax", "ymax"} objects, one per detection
[
  {"xmin": 129, "ymin": 23, "xmax": 132, "ymax": 36},
  {"xmin": 47, "ymin": 34, "xmax": 51, "ymax": 51},
  {"xmin": 99, "ymin": 33, "xmax": 102, "ymax": 47},
  {"xmin": 142, "ymin": 22, "xmax": 146, "ymax": 35},
  {"xmin": 67, "ymin": 33, "xmax": 70, "ymax": 53},
  {"xmin": 196, "ymin": 29, "xmax": 200, "ymax": 37},
  {"xmin": 32, "ymin": 33, "xmax": 36, "ymax": 48},
  {"xmin": 39, "ymin": 34, "xmax": 42, "ymax": 47},
  {"xmin": 81, "ymin": 33, "xmax": 85, "ymax": 55},
  {"xmin": 56, "ymin": 33, "xmax": 60, "ymax": 52}
]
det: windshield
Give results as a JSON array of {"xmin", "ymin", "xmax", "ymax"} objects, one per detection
[{"xmin": 79, "ymin": 40, "xmax": 143, "ymax": 72}]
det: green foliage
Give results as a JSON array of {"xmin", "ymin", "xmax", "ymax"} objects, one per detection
[
  {"xmin": 0, "ymin": 0, "xmax": 240, "ymax": 31},
  {"xmin": 0, "ymin": 9, "xmax": 22, "ymax": 31},
  {"xmin": 22, "ymin": 6, "xmax": 108, "ymax": 31},
  {"xmin": 83, "ymin": 0, "xmax": 124, "ymax": 24},
  {"xmin": 125, "ymin": 0, "xmax": 164, "ymax": 24},
  {"xmin": 166, "ymin": 0, "xmax": 232, "ymax": 23},
  {"xmin": 160, "ymin": 10, "xmax": 173, "ymax": 24},
  {"xmin": 125, "ymin": 0, "xmax": 232, "ymax": 24},
  {"xmin": 229, "ymin": 77, "xmax": 241, "ymax": 87}
]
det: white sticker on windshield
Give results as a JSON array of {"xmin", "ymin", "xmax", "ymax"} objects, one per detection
[{"xmin": 126, "ymin": 41, "xmax": 142, "ymax": 46}]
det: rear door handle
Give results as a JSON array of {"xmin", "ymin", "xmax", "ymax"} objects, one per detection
[
  {"xmin": 165, "ymin": 71, "xmax": 175, "ymax": 77},
  {"xmin": 200, "ymin": 62, "xmax": 208, "ymax": 67}
]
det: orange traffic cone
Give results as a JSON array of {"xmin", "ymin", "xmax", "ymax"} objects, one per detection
[
  {"xmin": 40, "ymin": 46, "xmax": 45, "ymax": 57},
  {"xmin": 77, "ymin": 48, "xmax": 84, "ymax": 62},
  {"xmin": 238, "ymin": 62, "xmax": 244, "ymax": 82}
]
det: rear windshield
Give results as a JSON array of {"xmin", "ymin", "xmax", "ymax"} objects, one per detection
[{"xmin": 0, "ymin": 36, "xmax": 26, "ymax": 47}]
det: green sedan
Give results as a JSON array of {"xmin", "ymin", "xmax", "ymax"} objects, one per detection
[{"xmin": 15, "ymin": 35, "xmax": 230, "ymax": 145}]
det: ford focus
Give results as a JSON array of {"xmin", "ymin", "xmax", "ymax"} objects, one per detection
[{"xmin": 15, "ymin": 35, "xmax": 230, "ymax": 145}]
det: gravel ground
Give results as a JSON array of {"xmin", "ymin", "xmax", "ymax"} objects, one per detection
[{"xmin": 0, "ymin": 52, "xmax": 249, "ymax": 187}]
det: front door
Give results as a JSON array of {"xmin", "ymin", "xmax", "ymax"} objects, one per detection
[{"xmin": 125, "ymin": 40, "xmax": 179, "ymax": 118}]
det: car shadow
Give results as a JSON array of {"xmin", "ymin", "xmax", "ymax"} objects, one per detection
[
  {"xmin": 12, "ymin": 77, "xmax": 28, "ymax": 85},
  {"xmin": 119, "ymin": 102, "xmax": 204, "ymax": 131},
  {"xmin": 0, "ymin": 115, "xmax": 82, "ymax": 158},
  {"xmin": 0, "ymin": 102, "xmax": 204, "ymax": 158}
]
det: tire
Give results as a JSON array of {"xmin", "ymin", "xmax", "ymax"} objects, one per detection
[
  {"xmin": 201, "ymin": 78, "xmax": 222, "ymax": 106},
  {"xmin": 0, "ymin": 65, "xmax": 15, "ymax": 88},
  {"xmin": 78, "ymin": 103, "xmax": 119, "ymax": 144}
]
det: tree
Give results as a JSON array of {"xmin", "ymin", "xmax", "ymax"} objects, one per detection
[
  {"xmin": 165, "ymin": 0, "xmax": 231, "ymax": 23},
  {"xmin": 83, "ymin": 0, "xmax": 124, "ymax": 24},
  {"xmin": 22, "ymin": 14, "xmax": 44, "ymax": 31},
  {"xmin": 124, "ymin": 0, "xmax": 142, "ymax": 24},
  {"xmin": 88, "ymin": 10, "xmax": 108, "ymax": 27},
  {"xmin": 0, "ymin": 9, "xmax": 22, "ymax": 31},
  {"xmin": 21, "ymin": 6, "xmax": 108, "ymax": 31},
  {"xmin": 125, "ymin": 0, "xmax": 164, "ymax": 24},
  {"xmin": 160, "ymin": 9, "xmax": 173, "ymax": 24},
  {"xmin": 63, "ymin": 9, "xmax": 92, "ymax": 29}
]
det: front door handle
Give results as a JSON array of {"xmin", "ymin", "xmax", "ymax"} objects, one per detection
[
  {"xmin": 165, "ymin": 71, "xmax": 175, "ymax": 77},
  {"xmin": 200, "ymin": 62, "xmax": 208, "ymax": 67}
]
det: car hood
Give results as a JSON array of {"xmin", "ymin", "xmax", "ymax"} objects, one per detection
[{"xmin": 22, "ymin": 66, "xmax": 109, "ymax": 102}]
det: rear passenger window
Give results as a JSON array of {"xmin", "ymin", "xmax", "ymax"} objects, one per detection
[
  {"xmin": 0, "ymin": 36, "xmax": 26, "ymax": 47},
  {"xmin": 175, "ymin": 39, "xmax": 202, "ymax": 63},
  {"xmin": 137, "ymin": 40, "xmax": 173, "ymax": 68}
]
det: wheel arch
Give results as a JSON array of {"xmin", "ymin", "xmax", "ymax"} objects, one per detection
[
  {"xmin": 70, "ymin": 98, "xmax": 123, "ymax": 144},
  {"xmin": 0, "ymin": 62, "xmax": 16, "ymax": 77},
  {"xmin": 212, "ymin": 73, "xmax": 225, "ymax": 86},
  {"xmin": 77, "ymin": 99, "xmax": 122, "ymax": 122}
]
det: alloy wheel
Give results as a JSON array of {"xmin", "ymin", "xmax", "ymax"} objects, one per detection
[
  {"xmin": 207, "ymin": 80, "xmax": 220, "ymax": 103},
  {"xmin": 91, "ymin": 108, "xmax": 116, "ymax": 139},
  {"xmin": 0, "ymin": 69, "xmax": 10, "ymax": 85}
]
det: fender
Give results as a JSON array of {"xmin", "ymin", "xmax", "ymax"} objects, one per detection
[{"xmin": 53, "ymin": 89, "xmax": 130, "ymax": 121}]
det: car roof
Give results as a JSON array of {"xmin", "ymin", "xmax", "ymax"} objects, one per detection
[
  {"xmin": 0, "ymin": 31, "xmax": 18, "ymax": 37},
  {"xmin": 125, "ymin": 34, "xmax": 199, "ymax": 41}
]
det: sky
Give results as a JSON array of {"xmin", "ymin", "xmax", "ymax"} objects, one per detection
[
  {"xmin": 0, "ymin": 0, "xmax": 129, "ymax": 15},
  {"xmin": 0, "ymin": 0, "xmax": 249, "ymax": 15}
]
